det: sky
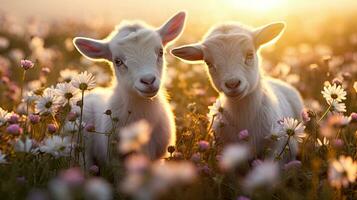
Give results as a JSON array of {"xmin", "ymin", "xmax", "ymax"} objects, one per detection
[{"xmin": 0, "ymin": 0, "xmax": 356, "ymax": 26}]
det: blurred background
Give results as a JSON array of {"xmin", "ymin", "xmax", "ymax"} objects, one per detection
[{"xmin": 0, "ymin": 0, "xmax": 356, "ymax": 115}]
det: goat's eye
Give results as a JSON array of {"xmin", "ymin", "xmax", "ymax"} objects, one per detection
[
  {"xmin": 158, "ymin": 48, "xmax": 164, "ymax": 57},
  {"xmin": 245, "ymin": 52, "xmax": 254, "ymax": 65},
  {"xmin": 114, "ymin": 58, "xmax": 123, "ymax": 66}
]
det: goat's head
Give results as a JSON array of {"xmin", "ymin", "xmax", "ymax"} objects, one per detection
[
  {"xmin": 171, "ymin": 22, "xmax": 285, "ymax": 99},
  {"xmin": 73, "ymin": 11, "xmax": 186, "ymax": 98}
]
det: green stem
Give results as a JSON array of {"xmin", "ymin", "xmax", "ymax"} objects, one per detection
[
  {"xmin": 318, "ymin": 103, "xmax": 332, "ymax": 122},
  {"xmin": 277, "ymin": 136, "xmax": 291, "ymax": 159},
  {"xmin": 76, "ymin": 90, "xmax": 86, "ymax": 169}
]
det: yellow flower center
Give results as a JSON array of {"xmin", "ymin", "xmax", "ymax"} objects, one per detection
[
  {"xmin": 45, "ymin": 101, "xmax": 52, "ymax": 108},
  {"xmin": 287, "ymin": 129, "xmax": 295, "ymax": 136},
  {"xmin": 331, "ymin": 93, "xmax": 338, "ymax": 99}
]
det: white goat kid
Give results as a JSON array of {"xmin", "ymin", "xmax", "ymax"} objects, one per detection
[
  {"xmin": 171, "ymin": 22, "xmax": 303, "ymax": 160},
  {"xmin": 73, "ymin": 12, "xmax": 186, "ymax": 165}
]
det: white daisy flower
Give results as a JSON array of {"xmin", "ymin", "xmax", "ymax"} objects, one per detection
[
  {"xmin": 39, "ymin": 135, "xmax": 72, "ymax": 158},
  {"xmin": 0, "ymin": 150, "xmax": 7, "ymax": 164},
  {"xmin": 118, "ymin": 120, "xmax": 151, "ymax": 154},
  {"xmin": 328, "ymin": 155, "xmax": 357, "ymax": 188},
  {"xmin": 327, "ymin": 114, "xmax": 351, "ymax": 127},
  {"xmin": 278, "ymin": 117, "xmax": 306, "ymax": 143},
  {"xmin": 22, "ymin": 91, "xmax": 39, "ymax": 104},
  {"xmin": 84, "ymin": 178, "xmax": 112, "ymax": 200},
  {"xmin": 14, "ymin": 137, "xmax": 33, "ymax": 153},
  {"xmin": 244, "ymin": 161, "xmax": 279, "ymax": 191},
  {"xmin": 59, "ymin": 68, "xmax": 78, "ymax": 83},
  {"xmin": 151, "ymin": 161, "xmax": 196, "ymax": 189},
  {"xmin": 321, "ymin": 83, "xmax": 347, "ymax": 103},
  {"xmin": 0, "ymin": 107, "xmax": 10, "ymax": 127},
  {"xmin": 55, "ymin": 82, "xmax": 80, "ymax": 106},
  {"xmin": 316, "ymin": 137, "xmax": 329, "ymax": 147},
  {"xmin": 207, "ymin": 98, "xmax": 226, "ymax": 131},
  {"xmin": 71, "ymin": 71, "xmax": 96, "ymax": 91},
  {"xmin": 219, "ymin": 144, "xmax": 250, "ymax": 170},
  {"xmin": 35, "ymin": 87, "xmax": 61, "ymax": 116},
  {"xmin": 330, "ymin": 101, "xmax": 346, "ymax": 113}
]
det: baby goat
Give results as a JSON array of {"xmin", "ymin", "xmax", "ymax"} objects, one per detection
[
  {"xmin": 73, "ymin": 12, "xmax": 186, "ymax": 165},
  {"xmin": 171, "ymin": 22, "xmax": 303, "ymax": 160}
]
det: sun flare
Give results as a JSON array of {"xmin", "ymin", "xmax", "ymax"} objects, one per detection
[{"xmin": 227, "ymin": 0, "xmax": 284, "ymax": 11}]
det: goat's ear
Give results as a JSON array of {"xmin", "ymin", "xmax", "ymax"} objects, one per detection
[
  {"xmin": 253, "ymin": 22, "xmax": 285, "ymax": 48},
  {"xmin": 158, "ymin": 11, "xmax": 186, "ymax": 46},
  {"xmin": 73, "ymin": 37, "xmax": 112, "ymax": 61},
  {"xmin": 171, "ymin": 44, "xmax": 204, "ymax": 62}
]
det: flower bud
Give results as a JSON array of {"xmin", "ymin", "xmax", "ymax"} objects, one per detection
[
  {"xmin": 8, "ymin": 113, "xmax": 19, "ymax": 124},
  {"xmin": 20, "ymin": 59, "xmax": 34, "ymax": 70},
  {"xmin": 167, "ymin": 145, "xmax": 175, "ymax": 154},
  {"xmin": 350, "ymin": 112, "xmax": 357, "ymax": 123},
  {"xmin": 104, "ymin": 110, "xmax": 112, "ymax": 115},
  {"xmin": 6, "ymin": 124, "xmax": 23, "ymax": 135},
  {"xmin": 29, "ymin": 114, "xmax": 40, "ymax": 124},
  {"xmin": 67, "ymin": 112, "xmax": 78, "ymax": 122},
  {"xmin": 198, "ymin": 140, "xmax": 210, "ymax": 152},
  {"xmin": 47, "ymin": 124, "xmax": 57, "ymax": 134},
  {"xmin": 85, "ymin": 123, "xmax": 95, "ymax": 132},
  {"xmin": 238, "ymin": 129, "xmax": 249, "ymax": 140},
  {"xmin": 190, "ymin": 153, "xmax": 201, "ymax": 163}
]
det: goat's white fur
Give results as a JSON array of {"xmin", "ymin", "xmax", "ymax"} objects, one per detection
[
  {"xmin": 171, "ymin": 22, "xmax": 303, "ymax": 160},
  {"xmin": 73, "ymin": 12, "xmax": 186, "ymax": 165}
]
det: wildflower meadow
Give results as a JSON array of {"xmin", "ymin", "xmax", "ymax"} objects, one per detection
[{"xmin": 0, "ymin": 1, "xmax": 356, "ymax": 200}]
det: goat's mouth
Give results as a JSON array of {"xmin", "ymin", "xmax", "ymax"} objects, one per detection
[
  {"xmin": 135, "ymin": 87, "xmax": 159, "ymax": 98},
  {"xmin": 224, "ymin": 89, "xmax": 244, "ymax": 99}
]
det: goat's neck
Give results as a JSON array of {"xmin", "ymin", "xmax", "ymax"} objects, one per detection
[
  {"xmin": 109, "ymin": 85, "xmax": 161, "ymax": 114},
  {"xmin": 221, "ymin": 81, "xmax": 263, "ymax": 126}
]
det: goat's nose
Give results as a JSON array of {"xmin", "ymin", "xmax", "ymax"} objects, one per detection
[
  {"xmin": 225, "ymin": 79, "xmax": 241, "ymax": 89},
  {"xmin": 140, "ymin": 75, "xmax": 156, "ymax": 85}
]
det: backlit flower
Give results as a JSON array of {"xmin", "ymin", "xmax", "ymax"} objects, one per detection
[
  {"xmin": 316, "ymin": 137, "xmax": 329, "ymax": 147},
  {"xmin": 327, "ymin": 114, "xmax": 351, "ymax": 128},
  {"xmin": 39, "ymin": 136, "xmax": 71, "ymax": 158},
  {"xmin": 14, "ymin": 137, "xmax": 33, "ymax": 152},
  {"xmin": 151, "ymin": 161, "xmax": 196, "ymax": 188},
  {"xmin": 219, "ymin": 144, "xmax": 250, "ymax": 170},
  {"xmin": 84, "ymin": 178, "xmax": 112, "ymax": 200},
  {"xmin": 20, "ymin": 59, "xmax": 34, "ymax": 70},
  {"xmin": 207, "ymin": 98, "xmax": 226, "ymax": 130},
  {"xmin": 278, "ymin": 117, "xmax": 306, "ymax": 143},
  {"xmin": 35, "ymin": 87, "xmax": 61, "ymax": 116},
  {"xmin": 0, "ymin": 107, "xmax": 10, "ymax": 127},
  {"xmin": 328, "ymin": 155, "xmax": 357, "ymax": 188},
  {"xmin": 330, "ymin": 101, "xmax": 346, "ymax": 113},
  {"xmin": 244, "ymin": 161, "xmax": 279, "ymax": 191},
  {"xmin": 321, "ymin": 83, "xmax": 347, "ymax": 103},
  {"xmin": 23, "ymin": 91, "xmax": 39, "ymax": 104},
  {"xmin": 71, "ymin": 71, "xmax": 96, "ymax": 91},
  {"xmin": 55, "ymin": 82, "xmax": 80, "ymax": 106},
  {"xmin": 59, "ymin": 69, "xmax": 78, "ymax": 83},
  {"xmin": 118, "ymin": 120, "xmax": 151, "ymax": 154}
]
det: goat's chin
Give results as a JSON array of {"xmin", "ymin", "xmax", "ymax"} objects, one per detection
[
  {"xmin": 135, "ymin": 88, "xmax": 159, "ymax": 98},
  {"xmin": 222, "ymin": 89, "xmax": 247, "ymax": 100}
]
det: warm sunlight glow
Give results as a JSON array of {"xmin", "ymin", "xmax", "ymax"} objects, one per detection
[{"xmin": 227, "ymin": 0, "xmax": 284, "ymax": 11}]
